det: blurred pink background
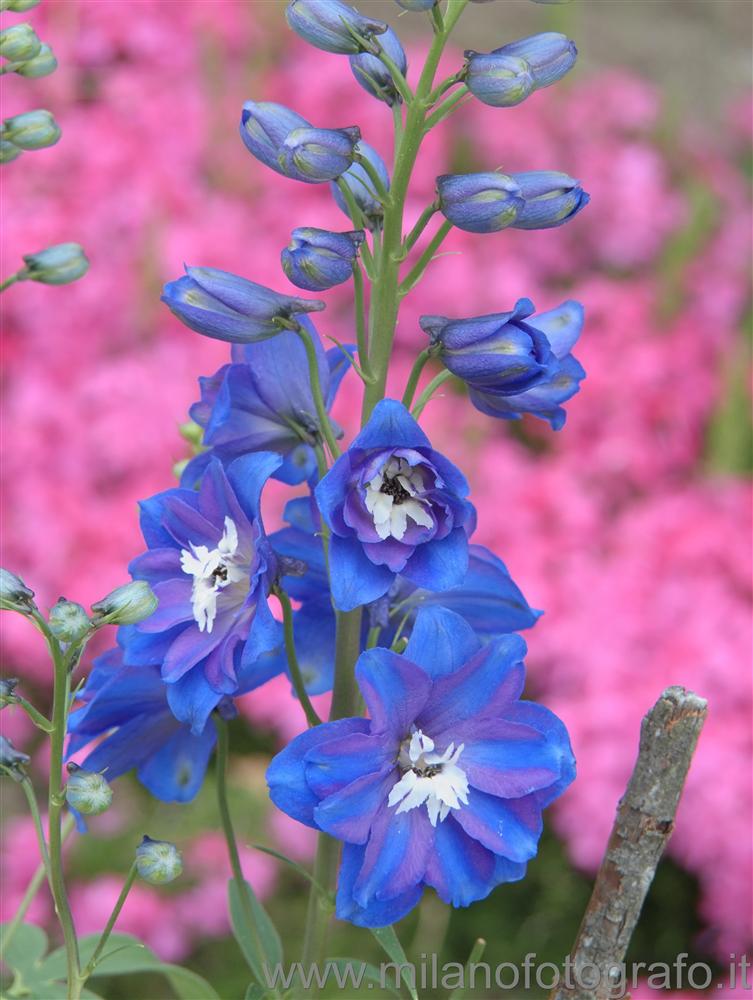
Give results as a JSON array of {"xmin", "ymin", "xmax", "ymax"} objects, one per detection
[{"xmin": 1, "ymin": 0, "xmax": 751, "ymax": 981}]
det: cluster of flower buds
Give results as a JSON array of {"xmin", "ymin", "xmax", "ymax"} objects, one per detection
[{"xmin": 0, "ymin": 21, "xmax": 55, "ymax": 76}]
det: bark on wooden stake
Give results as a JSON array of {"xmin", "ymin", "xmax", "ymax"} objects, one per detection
[{"xmin": 550, "ymin": 685, "xmax": 708, "ymax": 1000}]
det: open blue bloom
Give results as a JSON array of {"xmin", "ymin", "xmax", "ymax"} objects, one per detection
[
  {"xmin": 121, "ymin": 455, "xmax": 283, "ymax": 734},
  {"xmin": 279, "ymin": 125, "xmax": 361, "ymax": 183},
  {"xmin": 509, "ymin": 171, "xmax": 589, "ymax": 229},
  {"xmin": 162, "ymin": 265, "xmax": 324, "ymax": 344},
  {"xmin": 332, "ymin": 141, "xmax": 390, "ymax": 231},
  {"xmin": 267, "ymin": 606, "xmax": 575, "ymax": 926},
  {"xmin": 315, "ymin": 400, "xmax": 476, "ymax": 611},
  {"xmin": 182, "ymin": 324, "xmax": 353, "ymax": 487},
  {"xmin": 286, "ymin": 0, "xmax": 387, "ymax": 55},
  {"xmin": 350, "ymin": 26, "xmax": 408, "ymax": 106},
  {"xmin": 240, "ymin": 101, "xmax": 309, "ymax": 173},
  {"xmin": 464, "ymin": 300, "xmax": 585, "ymax": 430},
  {"xmin": 67, "ymin": 648, "xmax": 218, "ymax": 802},
  {"xmin": 282, "ymin": 228, "xmax": 364, "ymax": 291},
  {"xmin": 437, "ymin": 173, "xmax": 524, "ymax": 233}
]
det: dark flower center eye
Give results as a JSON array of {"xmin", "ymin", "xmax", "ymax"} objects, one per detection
[
  {"xmin": 413, "ymin": 762, "xmax": 442, "ymax": 778},
  {"xmin": 211, "ymin": 565, "xmax": 228, "ymax": 583},
  {"xmin": 380, "ymin": 475, "xmax": 410, "ymax": 504}
]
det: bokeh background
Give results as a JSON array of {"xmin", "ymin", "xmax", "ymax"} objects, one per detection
[{"xmin": 1, "ymin": 1, "xmax": 751, "ymax": 997}]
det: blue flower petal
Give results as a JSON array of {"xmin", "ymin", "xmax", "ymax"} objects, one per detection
[
  {"xmin": 424, "ymin": 815, "xmax": 505, "ymax": 907},
  {"xmin": 400, "ymin": 527, "xmax": 469, "ymax": 592},
  {"xmin": 137, "ymin": 721, "xmax": 216, "ymax": 802},
  {"xmin": 356, "ymin": 647, "xmax": 432, "ymax": 737},
  {"xmin": 404, "ymin": 606, "xmax": 481, "ymax": 679},
  {"xmin": 350, "ymin": 399, "xmax": 431, "ymax": 453},
  {"xmin": 336, "ymin": 843, "xmax": 423, "ymax": 927},
  {"xmin": 453, "ymin": 789, "xmax": 543, "ymax": 862},
  {"xmin": 165, "ymin": 668, "xmax": 224, "ymax": 736},
  {"xmin": 328, "ymin": 533, "xmax": 395, "ymax": 610}
]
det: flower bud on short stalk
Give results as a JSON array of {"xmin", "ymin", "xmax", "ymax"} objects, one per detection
[
  {"xmin": 48, "ymin": 598, "xmax": 90, "ymax": 644},
  {"xmin": 136, "ymin": 836, "xmax": 183, "ymax": 885},
  {"xmin": 11, "ymin": 43, "xmax": 57, "ymax": 79},
  {"xmin": 0, "ymin": 0, "xmax": 41, "ymax": 10},
  {"xmin": 0, "ymin": 735, "xmax": 29, "ymax": 781},
  {"xmin": 279, "ymin": 125, "xmax": 360, "ymax": 183},
  {"xmin": 2, "ymin": 109, "xmax": 61, "ymax": 151},
  {"xmin": 509, "ymin": 170, "xmax": 589, "ymax": 229},
  {"xmin": 65, "ymin": 763, "xmax": 113, "ymax": 815},
  {"xmin": 436, "ymin": 172, "xmax": 523, "ymax": 233},
  {"xmin": 497, "ymin": 32, "xmax": 577, "ymax": 89},
  {"xmin": 0, "ymin": 567, "xmax": 36, "ymax": 614},
  {"xmin": 91, "ymin": 580, "xmax": 158, "ymax": 626},
  {"xmin": 239, "ymin": 101, "xmax": 309, "ymax": 174},
  {"xmin": 19, "ymin": 243, "xmax": 89, "ymax": 285},
  {"xmin": 0, "ymin": 22, "xmax": 41, "ymax": 63},
  {"xmin": 0, "ymin": 138, "xmax": 21, "ymax": 163},
  {"xmin": 282, "ymin": 227, "xmax": 364, "ymax": 291},
  {"xmin": 286, "ymin": 0, "xmax": 387, "ymax": 55},
  {"xmin": 332, "ymin": 140, "xmax": 390, "ymax": 230},
  {"xmin": 463, "ymin": 52, "xmax": 534, "ymax": 108},
  {"xmin": 350, "ymin": 27, "xmax": 407, "ymax": 106}
]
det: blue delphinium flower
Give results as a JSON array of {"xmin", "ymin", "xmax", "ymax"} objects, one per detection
[
  {"xmin": 121, "ymin": 454, "xmax": 283, "ymax": 733},
  {"xmin": 67, "ymin": 648, "xmax": 219, "ymax": 802},
  {"xmin": 282, "ymin": 228, "xmax": 364, "ymax": 292},
  {"xmin": 331, "ymin": 141, "xmax": 390, "ymax": 231},
  {"xmin": 286, "ymin": 0, "xmax": 387, "ymax": 55},
  {"xmin": 462, "ymin": 300, "xmax": 585, "ymax": 430},
  {"xmin": 314, "ymin": 400, "xmax": 476, "ymax": 611},
  {"xmin": 267, "ymin": 606, "xmax": 575, "ymax": 926},
  {"xmin": 279, "ymin": 125, "xmax": 361, "ymax": 183},
  {"xmin": 239, "ymin": 101, "xmax": 309, "ymax": 173},
  {"xmin": 509, "ymin": 171, "xmax": 589, "ymax": 229},
  {"xmin": 498, "ymin": 32, "xmax": 577, "ymax": 88},
  {"xmin": 162, "ymin": 265, "xmax": 324, "ymax": 344},
  {"xmin": 350, "ymin": 26, "xmax": 408, "ymax": 106},
  {"xmin": 465, "ymin": 33, "xmax": 576, "ymax": 108},
  {"xmin": 182, "ymin": 325, "xmax": 353, "ymax": 487},
  {"xmin": 436, "ymin": 173, "xmax": 524, "ymax": 234}
]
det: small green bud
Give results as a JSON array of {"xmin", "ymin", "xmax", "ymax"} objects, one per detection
[
  {"xmin": 0, "ymin": 567, "xmax": 36, "ymax": 613},
  {"xmin": 0, "ymin": 23, "xmax": 41, "ymax": 62},
  {"xmin": 136, "ymin": 836, "xmax": 183, "ymax": 885},
  {"xmin": 13, "ymin": 42, "xmax": 57, "ymax": 78},
  {"xmin": 179, "ymin": 420, "xmax": 204, "ymax": 448},
  {"xmin": 48, "ymin": 598, "xmax": 90, "ymax": 643},
  {"xmin": 0, "ymin": 734, "xmax": 29, "ymax": 781},
  {"xmin": 20, "ymin": 243, "xmax": 89, "ymax": 285},
  {"xmin": 65, "ymin": 763, "xmax": 113, "ymax": 815},
  {"xmin": 0, "ymin": 137, "xmax": 21, "ymax": 163},
  {"xmin": 0, "ymin": 0, "xmax": 42, "ymax": 10},
  {"xmin": 2, "ymin": 109, "xmax": 61, "ymax": 151},
  {"xmin": 91, "ymin": 581, "xmax": 158, "ymax": 626}
]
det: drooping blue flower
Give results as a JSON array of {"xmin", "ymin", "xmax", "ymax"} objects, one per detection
[
  {"xmin": 314, "ymin": 400, "xmax": 476, "ymax": 611},
  {"xmin": 465, "ymin": 33, "xmax": 576, "ymax": 108},
  {"xmin": 279, "ymin": 125, "xmax": 361, "ymax": 183},
  {"xmin": 161, "ymin": 265, "xmax": 324, "ymax": 344},
  {"xmin": 285, "ymin": 0, "xmax": 387, "ymax": 55},
  {"xmin": 239, "ymin": 101, "xmax": 309, "ymax": 173},
  {"xmin": 67, "ymin": 648, "xmax": 218, "ymax": 802},
  {"xmin": 121, "ymin": 455, "xmax": 284, "ymax": 734},
  {"xmin": 509, "ymin": 171, "xmax": 589, "ymax": 229},
  {"xmin": 267, "ymin": 606, "xmax": 575, "ymax": 927},
  {"xmin": 350, "ymin": 26, "xmax": 408, "ymax": 106},
  {"xmin": 436, "ymin": 172, "xmax": 524, "ymax": 234},
  {"xmin": 331, "ymin": 141, "xmax": 390, "ymax": 231},
  {"xmin": 182, "ymin": 324, "xmax": 353, "ymax": 487},
  {"xmin": 464, "ymin": 300, "xmax": 586, "ymax": 430},
  {"xmin": 282, "ymin": 228, "xmax": 364, "ymax": 291}
]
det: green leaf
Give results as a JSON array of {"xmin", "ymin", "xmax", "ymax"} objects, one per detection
[
  {"xmin": 328, "ymin": 958, "xmax": 401, "ymax": 997},
  {"xmin": 244, "ymin": 984, "xmax": 272, "ymax": 1000},
  {"xmin": 0, "ymin": 921, "xmax": 48, "ymax": 973},
  {"xmin": 228, "ymin": 877, "xmax": 283, "ymax": 983},
  {"xmin": 369, "ymin": 926, "xmax": 418, "ymax": 1000},
  {"xmin": 158, "ymin": 962, "xmax": 221, "ymax": 1000}
]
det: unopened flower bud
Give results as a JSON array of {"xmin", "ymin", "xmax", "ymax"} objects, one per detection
[
  {"xmin": 279, "ymin": 125, "xmax": 360, "ymax": 183},
  {"xmin": 91, "ymin": 580, "xmax": 158, "ymax": 626},
  {"xmin": 48, "ymin": 598, "xmax": 90, "ymax": 644},
  {"xmin": 0, "ymin": 568, "xmax": 36, "ymax": 614},
  {"xmin": 19, "ymin": 243, "xmax": 89, "ymax": 285},
  {"xmin": 396, "ymin": 0, "xmax": 436, "ymax": 10},
  {"xmin": 350, "ymin": 27, "xmax": 407, "ymax": 107},
  {"xmin": 239, "ymin": 101, "xmax": 309, "ymax": 175},
  {"xmin": 13, "ymin": 42, "xmax": 58, "ymax": 78},
  {"xmin": 0, "ymin": 678, "xmax": 19, "ymax": 702},
  {"xmin": 2, "ymin": 109, "xmax": 60, "ymax": 151},
  {"xmin": 285, "ymin": 0, "xmax": 387, "ymax": 55},
  {"xmin": 464, "ymin": 51, "xmax": 534, "ymax": 108},
  {"xmin": 0, "ymin": 735, "xmax": 29, "ymax": 781},
  {"xmin": 0, "ymin": 0, "xmax": 42, "ymax": 10},
  {"xmin": 331, "ymin": 140, "xmax": 390, "ymax": 231},
  {"xmin": 136, "ymin": 836, "xmax": 183, "ymax": 885},
  {"xmin": 437, "ymin": 172, "xmax": 523, "ymax": 233},
  {"xmin": 65, "ymin": 763, "xmax": 113, "ymax": 815},
  {"xmin": 0, "ymin": 138, "xmax": 22, "ymax": 164},
  {"xmin": 0, "ymin": 23, "xmax": 41, "ymax": 63},
  {"xmin": 282, "ymin": 227, "xmax": 364, "ymax": 291},
  {"xmin": 509, "ymin": 170, "xmax": 589, "ymax": 229}
]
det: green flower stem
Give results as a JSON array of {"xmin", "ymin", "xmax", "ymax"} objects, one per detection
[
  {"xmin": 401, "ymin": 348, "xmax": 433, "ymax": 409},
  {"xmin": 424, "ymin": 84, "xmax": 470, "ymax": 131},
  {"xmin": 374, "ymin": 46, "xmax": 413, "ymax": 105},
  {"xmin": 14, "ymin": 695, "xmax": 54, "ymax": 733},
  {"xmin": 298, "ymin": 832, "xmax": 338, "ymax": 996},
  {"xmin": 355, "ymin": 152, "xmax": 391, "ymax": 204},
  {"xmin": 412, "ymin": 370, "xmax": 455, "ymax": 419},
  {"xmin": 2, "ymin": 814, "xmax": 75, "ymax": 954},
  {"xmin": 399, "ymin": 219, "xmax": 454, "ymax": 296},
  {"xmin": 427, "ymin": 72, "xmax": 464, "ymax": 106},
  {"xmin": 81, "ymin": 864, "xmax": 137, "ymax": 980},
  {"xmin": 20, "ymin": 777, "xmax": 52, "ymax": 885},
  {"xmin": 293, "ymin": 321, "xmax": 342, "ymax": 459},
  {"xmin": 275, "ymin": 588, "xmax": 322, "ymax": 728},
  {"xmin": 403, "ymin": 202, "xmax": 438, "ymax": 255},
  {"xmin": 0, "ymin": 271, "xmax": 22, "ymax": 293},
  {"xmin": 335, "ymin": 177, "xmax": 369, "ymax": 233},
  {"xmin": 352, "ymin": 263, "xmax": 373, "ymax": 379}
]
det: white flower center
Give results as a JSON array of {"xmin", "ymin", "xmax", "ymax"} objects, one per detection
[
  {"xmin": 387, "ymin": 729, "xmax": 469, "ymax": 827},
  {"xmin": 180, "ymin": 517, "xmax": 247, "ymax": 633},
  {"xmin": 364, "ymin": 457, "xmax": 433, "ymax": 542}
]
